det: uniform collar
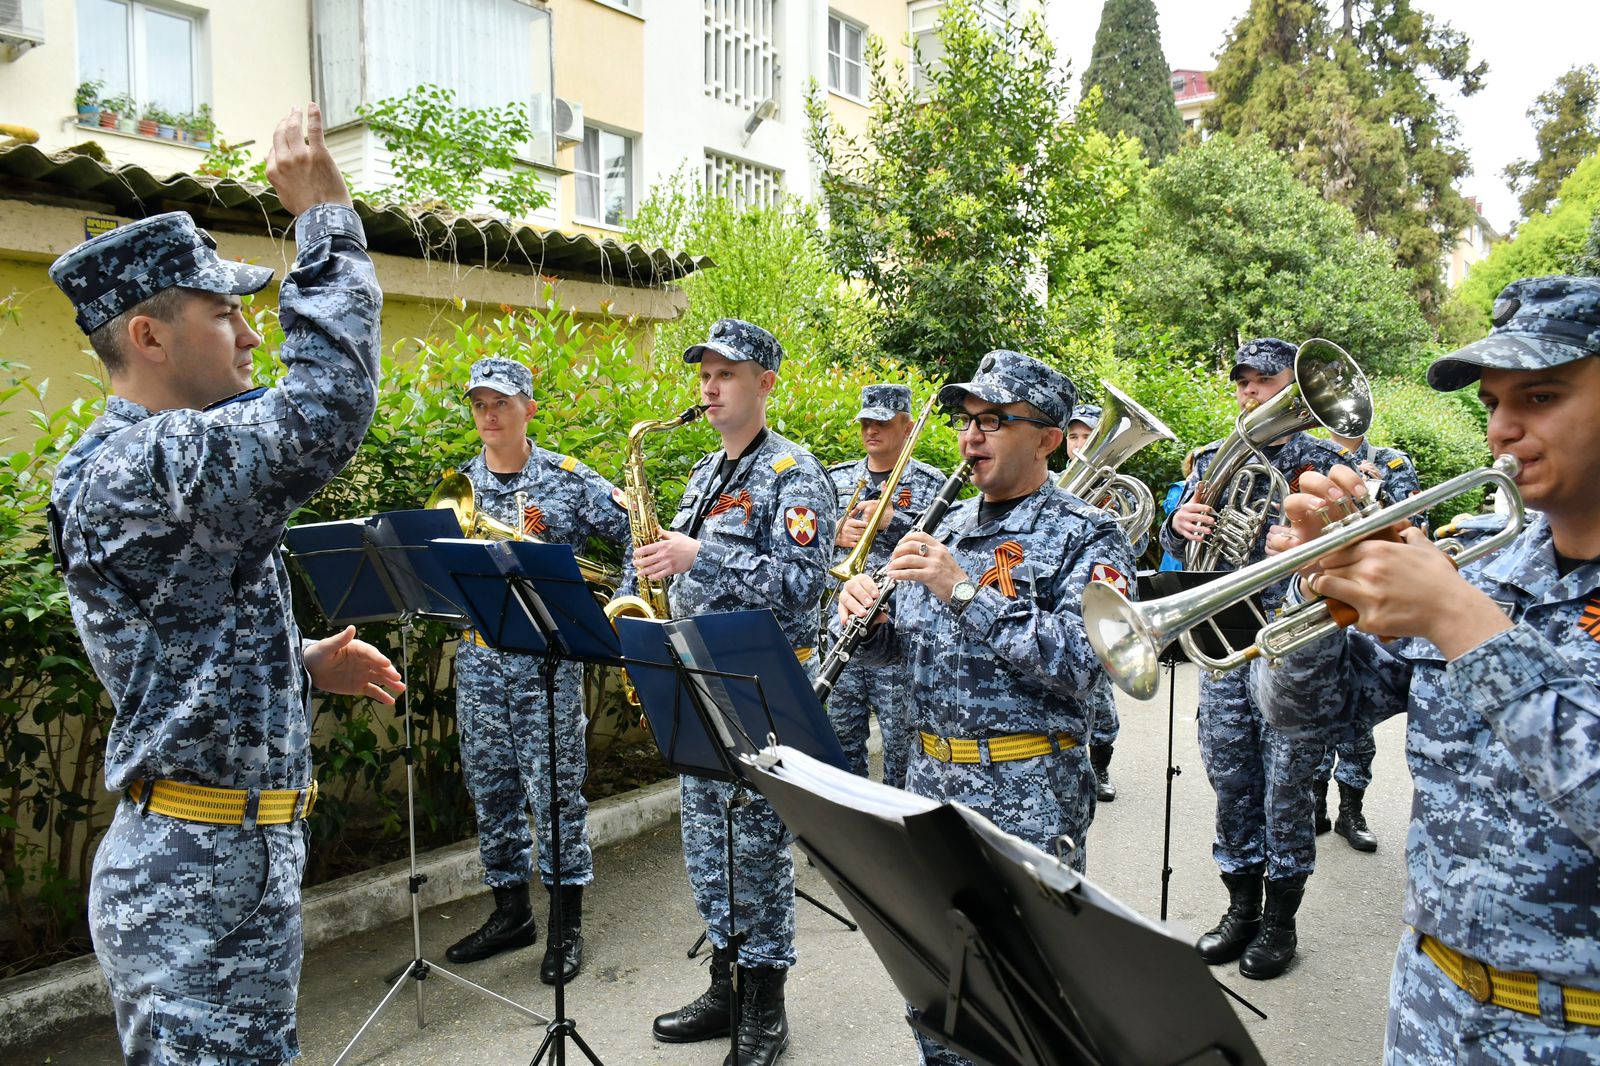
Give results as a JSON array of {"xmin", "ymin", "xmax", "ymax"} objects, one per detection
[
  {"xmin": 464, "ymin": 438, "xmax": 539, "ymax": 485},
  {"xmin": 1479, "ymin": 513, "xmax": 1564, "ymax": 602},
  {"xmin": 954, "ymin": 483, "xmax": 1052, "ymax": 537},
  {"xmin": 102, "ymin": 394, "xmax": 153, "ymax": 430}
]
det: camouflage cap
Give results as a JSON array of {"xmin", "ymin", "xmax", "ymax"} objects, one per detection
[
  {"xmin": 49, "ymin": 211, "xmax": 274, "ymax": 335},
  {"xmin": 1229, "ymin": 338, "xmax": 1297, "ymax": 381},
  {"xmin": 938, "ymin": 349, "xmax": 1076, "ymax": 430},
  {"xmin": 683, "ymin": 318, "xmax": 784, "ymax": 372},
  {"xmin": 1427, "ymin": 275, "xmax": 1600, "ymax": 392},
  {"xmin": 1068, "ymin": 403, "xmax": 1102, "ymax": 430},
  {"xmin": 466, "ymin": 357, "xmax": 533, "ymax": 397},
  {"xmin": 855, "ymin": 383, "xmax": 913, "ymax": 422}
]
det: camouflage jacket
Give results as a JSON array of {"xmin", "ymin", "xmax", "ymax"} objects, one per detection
[
  {"xmin": 1334, "ymin": 439, "xmax": 1424, "ymax": 524},
  {"xmin": 826, "ymin": 456, "xmax": 948, "ymax": 578},
  {"xmin": 456, "ymin": 441, "xmax": 629, "ymax": 560},
  {"xmin": 50, "ymin": 204, "xmax": 381, "ymax": 792},
  {"xmin": 1254, "ymin": 512, "xmax": 1600, "ymax": 983},
  {"xmin": 857, "ymin": 482, "xmax": 1135, "ymax": 739}
]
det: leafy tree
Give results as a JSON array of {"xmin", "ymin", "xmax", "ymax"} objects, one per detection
[
  {"xmin": 1117, "ymin": 134, "xmax": 1431, "ymax": 374},
  {"xmin": 1573, "ymin": 210, "xmax": 1600, "ymax": 277},
  {"xmin": 1081, "ymin": 0, "xmax": 1184, "ymax": 163},
  {"xmin": 1504, "ymin": 65, "xmax": 1600, "ymax": 219},
  {"xmin": 1206, "ymin": 0, "xmax": 1486, "ymax": 313},
  {"xmin": 807, "ymin": 0, "xmax": 1131, "ymax": 379}
]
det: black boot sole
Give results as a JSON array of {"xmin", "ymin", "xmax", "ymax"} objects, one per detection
[{"xmin": 653, "ymin": 1022, "xmax": 732, "ymax": 1044}]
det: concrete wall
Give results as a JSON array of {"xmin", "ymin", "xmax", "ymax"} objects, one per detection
[{"xmin": 551, "ymin": 0, "xmax": 646, "ymax": 238}]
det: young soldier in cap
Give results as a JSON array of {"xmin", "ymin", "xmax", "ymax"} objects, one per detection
[
  {"xmin": 48, "ymin": 104, "xmax": 404, "ymax": 1064},
  {"xmin": 444, "ymin": 356, "xmax": 631, "ymax": 983},
  {"xmin": 1257, "ymin": 275, "xmax": 1600, "ymax": 1063},
  {"xmin": 839, "ymin": 350, "xmax": 1134, "ymax": 1066},
  {"xmin": 825, "ymin": 383, "xmax": 946, "ymax": 788},
  {"xmin": 637, "ymin": 318, "xmax": 834, "ymax": 1065},
  {"xmin": 1302, "ymin": 429, "xmax": 1424, "ymax": 853},
  {"xmin": 1161, "ymin": 338, "xmax": 1347, "ymax": 980},
  {"xmin": 1066, "ymin": 403, "xmax": 1124, "ymax": 802}
]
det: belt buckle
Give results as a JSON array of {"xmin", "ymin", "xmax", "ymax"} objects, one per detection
[
  {"xmin": 1460, "ymin": 957, "xmax": 1494, "ymax": 1004},
  {"xmin": 933, "ymin": 737, "xmax": 953, "ymax": 763}
]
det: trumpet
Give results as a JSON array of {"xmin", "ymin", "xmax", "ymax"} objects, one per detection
[
  {"xmin": 1056, "ymin": 381, "xmax": 1176, "ymax": 542},
  {"xmin": 829, "ymin": 393, "xmax": 939, "ymax": 583},
  {"xmin": 1186, "ymin": 339, "xmax": 1372, "ymax": 571},
  {"xmin": 1084, "ymin": 456, "xmax": 1524, "ymax": 699}
]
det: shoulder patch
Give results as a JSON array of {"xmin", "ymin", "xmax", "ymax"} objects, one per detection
[
  {"xmin": 1091, "ymin": 562, "xmax": 1129, "ymax": 597},
  {"xmin": 1387, "ymin": 456, "xmax": 1406, "ymax": 470},
  {"xmin": 560, "ymin": 455, "xmax": 579, "ymax": 472},
  {"xmin": 771, "ymin": 454, "xmax": 797, "ymax": 475},
  {"xmin": 784, "ymin": 505, "xmax": 818, "ymax": 545}
]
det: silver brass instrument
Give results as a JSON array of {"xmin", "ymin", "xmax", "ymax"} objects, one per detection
[
  {"xmin": 1084, "ymin": 455, "xmax": 1524, "ymax": 699},
  {"xmin": 426, "ymin": 471, "xmax": 620, "ymax": 587},
  {"xmin": 1056, "ymin": 381, "xmax": 1177, "ymax": 542},
  {"xmin": 1185, "ymin": 339, "xmax": 1373, "ymax": 571}
]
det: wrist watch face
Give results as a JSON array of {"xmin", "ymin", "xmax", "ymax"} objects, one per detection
[{"xmin": 951, "ymin": 580, "xmax": 977, "ymax": 609}]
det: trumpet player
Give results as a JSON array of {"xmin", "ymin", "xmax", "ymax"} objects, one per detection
[
  {"xmin": 825, "ymin": 384, "xmax": 946, "ymax": 788},
  {"xmin": 1161, "ymin": 338, "xmax": 1348, "ymax": 980},
  {"xmin": 446, "ymin": 357, "xmax": 631, "ymax": 982},
  {"xmin": 1255, "ymin": 275, "xmax": 1600, "ymax": 1065}
]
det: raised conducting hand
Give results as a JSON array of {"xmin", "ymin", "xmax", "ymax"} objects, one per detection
[
  {"xmin": 305, "ymin": 626, "xmax": 406, "ymax": 704},
  {"xmin": 265, "ymin": 103, "xmax": 353, "ymax": 215}
]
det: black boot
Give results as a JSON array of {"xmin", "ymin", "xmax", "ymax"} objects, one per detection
[
  {"xmin": 653, "ymin": 944, "xmax": 735, "ymax": 1043},
  {"xmin": 1195, "ymin": 866, "xmax": 1264, "ymax": 965},
  {"xmin": 1091, "ymin": 744, "xmax": 1117, "ymax": 803},
  {"xmin": 1239, "ymin": 874, "xmax": 1308, "ymax": 980},
  {"xmin": 540, "ymin": 883, "xmax": 584, "ymax": 985},
  {"xmin": 1335, "ymin": 782, "xmax": 1378, "ymax": 852},
  {"xmin": 1314, "ymin": 778, "xmax": 1332, "ymax": 835},
  {"xmin": 445, "ymin": 882, "xmax": 537, "ymax": 963},
  {"xmin": 724, "ymin": 965, "xmax": 789, "ymax": 1066}
]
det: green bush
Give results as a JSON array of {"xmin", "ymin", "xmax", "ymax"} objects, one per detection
[{"xmin": 1365, "ymin": 376, "xmax": 1493, "ymax": 527}]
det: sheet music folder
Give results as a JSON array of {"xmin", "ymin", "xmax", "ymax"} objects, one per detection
[
  {"xmin": 747, "ymin": 746, "xmax": 1265, "ymax": 1066},
  {"xmin": 284, "ymin": 508, "xmax": 466, "ymax": 625},
  {"xmin": 616, "ymin": 610, "xmax": 849, "ymax": 782}
]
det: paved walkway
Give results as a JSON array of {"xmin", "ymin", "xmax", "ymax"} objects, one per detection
[{"xmin": 15, "ymin": 664, "xmax": 1413, "ymax": 1065}]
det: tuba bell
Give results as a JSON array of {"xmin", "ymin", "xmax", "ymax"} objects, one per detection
[{"xmin": 1056, "ymin": 381, "xmax": 1177, "ymax": 542}]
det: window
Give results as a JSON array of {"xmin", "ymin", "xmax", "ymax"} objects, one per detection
[
  {"xmin": 909, "ymin": 0, "xmax": 1005, "ymax": 94},
  {"xmin": 827, "ymin": 13, "xmax": 865, "ymax": 101},
  {"xmin": 704, "ymin": 0, "xmax": 778, "ymax": 109},
  {"xmin": 704, "ymin": 150, "xmax": 782, "ymax": 211},
  {"xmin": 575, "ymin": 126, "xmax": 633, "ymax": 227},
  {"xmin": 77, "ymin": 0, "xmax": 203, "ymax": 115}
]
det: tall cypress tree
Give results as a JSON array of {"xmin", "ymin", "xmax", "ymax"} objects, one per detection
[{"xmin": 1081, "ymin": 0, "xmax": 1184, "ymax": 163}]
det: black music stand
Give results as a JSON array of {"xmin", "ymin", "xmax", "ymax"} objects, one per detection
[
  {"xmin": 746, "ymin": 744, "xmax": 1267, "ymax": 1066},
  {"xmin": 283, "ymin": 511, "xmax": 549, "ymax": 1066},
  {"xmin": 429, "ymin": 536, "xmax": 621, "ymax": 1066},
  {"xmin": 617, "ymin": 610, "xmax": 855, "ymax": 1064}
]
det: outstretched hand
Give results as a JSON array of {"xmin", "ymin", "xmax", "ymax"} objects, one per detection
[
  {"xmin": 265, "ymin": 102, "xmax": 352, "ymax": 215},
  {"xmin": 305, "ymin": 626, "xmax": 406, "ymax": 704}
]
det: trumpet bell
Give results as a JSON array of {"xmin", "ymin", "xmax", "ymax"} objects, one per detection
[{"xmin": 1082, "ymin": 580, "xmax": 1163, "ymax": 701}]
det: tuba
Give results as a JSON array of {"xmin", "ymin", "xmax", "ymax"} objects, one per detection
[
  {"xmin": 829, "ymin": 393, "xmax": 939, "ymax": 584},
  {"xmin": 1185, "ymin": 339, "xmax": 1372, "ymax": 572},
  {"xmin": 602, "ymin": 404, "xmax": 705, "ymax": 624},
  {"xmin": 1056, "ymin": 381, "xmax": 1177, "ymax": 543}
]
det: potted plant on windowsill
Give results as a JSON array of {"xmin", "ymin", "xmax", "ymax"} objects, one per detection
[
  {"xmin": 148, "ymin": 106, "xmax": 179, "ymax": 140},
  {"xmin": 137, "ymin": 106, "xmax": 159, "ymax": 137},
  {"xmin": 75, "ymin": 79, "xmax": 104, "ymax": 127},
  {"xmin": 187, "ymin": 103, "xmax": 215, "ymax": 149},
  {"xmin": 98, "ymin": 91, "xmax": 130, "ymax": 130},
  {"xmin": 104, "ymin": 94, "xmax": 139, "ymax": 134}
]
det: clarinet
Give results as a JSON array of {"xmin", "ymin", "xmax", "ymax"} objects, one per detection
[{"xmin": 813, "ymin": 460, "xmax": 973, "ymax": 701}]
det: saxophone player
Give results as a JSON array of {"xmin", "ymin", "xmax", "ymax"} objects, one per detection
[
  {"xmin": 1160, "ymin": 338, "xmax": 1347, "ymax": 981},
  {"xmin": 445, "ymin": 357, "xmax": 631, "ymax": 983}
]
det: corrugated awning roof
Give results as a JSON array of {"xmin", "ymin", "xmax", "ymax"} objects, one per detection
[{"xmin": 0, "ymin": 143, "xmax": 708, "ymax": 287}]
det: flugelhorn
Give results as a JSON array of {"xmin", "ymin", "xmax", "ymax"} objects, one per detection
[
  {"xmin": 1084, "ymin": 456, "xmax": 1524, "ymax": 699},
  {"xmin": 1056, "ymin": 381, "xmax": 1177, "ymax": 541},
  {"xmin": 829, "ymin": 393, "xmax": 939, "ymax": 584},
  {"xmin": 1186, "ymin": 339, "xmax": 1373, "ymax": 571}
]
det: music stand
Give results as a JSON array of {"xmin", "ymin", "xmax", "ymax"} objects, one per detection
[
  {"xmin": 745, "ymin": 745, "xmax": 1267, "ymax": 1066},
  {"xmin": 283, "ymin": 511, "xmax": 549, "ymax": 1066},
  {"xmin": 429, "ymin": 537, "xmax": 622, "ymax": 1066},
  {"xmin": 617, "ymin": 610, "xmax": 855, "ymax": 1064}
]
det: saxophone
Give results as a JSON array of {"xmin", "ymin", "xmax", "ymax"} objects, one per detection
[{"xmin": 603, "ymin": 404, "xmax": 705, "ymax": 623}]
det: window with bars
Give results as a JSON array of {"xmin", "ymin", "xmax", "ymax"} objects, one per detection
[
  {"xmin": 704, "ymin": 151, "xmax": 782, "ymax": 211},
  {"xmin": 703, "ymin": 0, "xmax": 778, "ymax": 109},
  {"xmin": 77, "ymin": 0, "xmax": 203, "ymax": 116},
  {"xmin": 827, "ymin": 12, "xmax": 865, "ymax": 101},
  {"xmin": 575, "ymin": 126, "xmax": 634, "ymax": 227}
]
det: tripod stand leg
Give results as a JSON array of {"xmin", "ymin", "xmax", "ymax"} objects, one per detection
[{"xmin": 796, "ymin": 887, "xmax": 858, "ymax": 931}]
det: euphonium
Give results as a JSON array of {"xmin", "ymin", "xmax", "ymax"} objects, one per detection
[
  {"xmin": 829, "ymin": 393, "xmax": 940, "ymax": 584},
  {"xmin": 426, "ymin": 471, "xmax": 620, "ymax": 587},
  {"xmin": 1084, "ymin": 456, "xmax": 1524, "ymax": 699},
  {"xmin": 1185, "ymin": 339, "xmax": 1373, "ymax": 571},
  {"xmin": 1056, "ymin": 381, "xmax": 1177, "ymax": 542},
  {"xmin": 602, "ymin": 404, "xmax": 705, "ymax": 624}
]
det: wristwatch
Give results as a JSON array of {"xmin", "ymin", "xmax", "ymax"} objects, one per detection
[{"xmin": 949, "ymin": 579, "xmax": 978, "ymax": 614}]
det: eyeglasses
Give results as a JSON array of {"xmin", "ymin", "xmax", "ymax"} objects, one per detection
[{"xmin": 946, "ymin": 410, "xmax": 1055, "ymax": 433}]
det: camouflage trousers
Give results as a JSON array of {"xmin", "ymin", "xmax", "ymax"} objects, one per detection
[
  {"xmin": 680, "ymin": 774, "xmax": 797, "ymax": 968},
  {"xmin": 904, "ymin": 745, "xmax": 1096, "ymax": 1066},
  {"xmin": 1387, "ymin": 928, "xmax": 1600, "ymax": 1065},
  {"xmin": 1315, "ymin": 725, "xmax": 1377, "ymax": 790},
  {"xmin": 90, "ymin": 796, "xmax": 306, "ymax": 1065},
  {"xmin": 1089, "ymin": 678, "xmax": 1120, "ymax": 748},
  {"xmin": 1197, "ymin": 669, "xmax": 1321, "ymax": 881},
  {"xmin": 456, "ymin": 640, "xmax": 592, "ymax": 887},
  {"xmin": 825, "ymin": 659, "xmax": 914, "ymax": 789}
]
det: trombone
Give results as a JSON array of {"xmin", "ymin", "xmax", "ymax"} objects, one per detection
[
  {"xmin": 829, "ymin": 393, "xmax": 939, "ymax": 584},
  {"xmin": 1083, "ymin": 455, "xmax": 1524, "ymax": 699}
]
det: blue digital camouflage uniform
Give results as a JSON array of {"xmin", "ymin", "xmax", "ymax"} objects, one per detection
[
  {"xmin": 825, "ymin": 452, "xmax": 947, "ymax": 788},
  {"xmin": 49, "ymin": 205, "xmax": 381, "ymax": 1064},
  {"xmin": 665, "ymin": 428, "xmax": 834, "ymax": 968},
  {"xmin": 452, "ymin": 412, "xmax": 630, "ymax": 889},
  {"xmin": 1065, "ymin": 403, "xmax": 1128, "ymax": 751},
  {"xmin": 1159, "ymin": 426, "xmax": 1348, "ymax": 881}
]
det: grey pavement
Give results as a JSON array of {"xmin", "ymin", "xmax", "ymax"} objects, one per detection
[{"xmin": 15, "ymin": 662, "xmax": 1413, "ymax": 1065}]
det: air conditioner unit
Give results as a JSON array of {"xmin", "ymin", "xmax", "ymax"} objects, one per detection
[
  {"xmin": 554, "ymin": 97, "xmax": 584, "ymax": 145},
  {"xmin": 0, "ymin": 0, "xmax": 44, "ymax": 59}
]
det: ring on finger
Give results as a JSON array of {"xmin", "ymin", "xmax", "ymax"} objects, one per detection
[
  {"xmin": 917, "ymin": 542, "xmax": 929, "ymax": 557},
  {"xmin": 1307, "ymin": 572, "xmax": 1323, "ymax": 597}
]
